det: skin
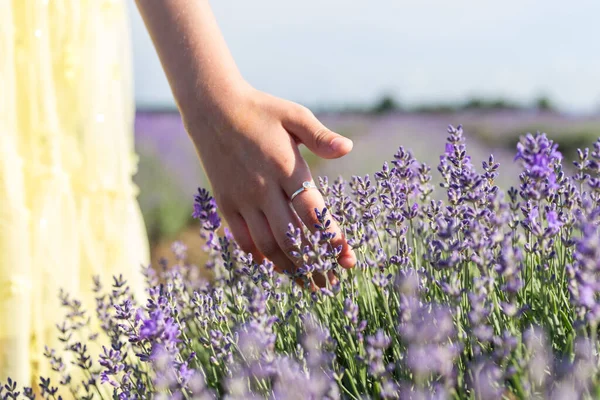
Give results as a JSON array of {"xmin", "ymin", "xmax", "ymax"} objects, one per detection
[{"xmin": 135, "ymin": 0, "xmax": 357, "ymax": 280}]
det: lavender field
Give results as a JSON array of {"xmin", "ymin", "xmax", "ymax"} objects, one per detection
[
  {"xmin": 134, "ymin": 110, "xmax": 600, "ymax": 263},
  {"xmin": 13, "ymin": 123, "xmax": 600, "ymax": 398}
]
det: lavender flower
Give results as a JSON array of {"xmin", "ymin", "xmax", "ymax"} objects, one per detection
[
  {"xmin": 193, "ymin": 188, "xmax": 221, "ymax": 231},
  {"xmin": 515, "ymin": 132, "xmax": 563, "ymax": 200}
]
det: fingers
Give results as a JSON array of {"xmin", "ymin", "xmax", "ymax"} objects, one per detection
[
  {"xmin": 282, "ymin": 105, "xmax": 353, "ymax": 159},
  {"xmin": 261, "ymin": 191, "xmax": 340, "ymax": 288},
  {"xmin": 224, "ymin": 212, "xmax": 259, "ymax": 255},
  {"xmin": 262, "ymin": 194, "xmax": 304, "ymax": 264},
  {"xmin": 227, "ymin": 191, "xmax": 344, "ymax": 288},
  {"xmin": 242, "ymin": 210, "xmax": 297, "ymax": 275},
  {"xmin": 283, "ymin": 178, "xmax": 357, "ymax": 269}
]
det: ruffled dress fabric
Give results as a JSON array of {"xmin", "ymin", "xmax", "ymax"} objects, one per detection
[{"xmin": 0, "ymin": 0, "xmax": 149, "ymax": 385}]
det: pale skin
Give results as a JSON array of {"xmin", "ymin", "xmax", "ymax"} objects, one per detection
[{"xmin": 135, "ymin": 0, "xmax": 357, "ymax": 281}]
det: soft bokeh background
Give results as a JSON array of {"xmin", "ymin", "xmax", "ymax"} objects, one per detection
[{"xmin": 126, "ymin": 1, "xmax": 600, "ymax": 264}]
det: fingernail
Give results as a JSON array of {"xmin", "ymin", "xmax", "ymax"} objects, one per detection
[
  {"xmin": 330, "ymin": 137, "xmax": 353, "ymax": 153},
  {"xmin": 339, "ymin": 249, "xmax": 357, "ymax": 269}
]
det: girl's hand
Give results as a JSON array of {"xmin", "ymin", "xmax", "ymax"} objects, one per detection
[
  {"xmin": 186, "ymin": 84, "xmax": 357, "ymax": 278},
  {"xmin": 134, "ymin": 0, "xmax": 355, "ymax": 280}
]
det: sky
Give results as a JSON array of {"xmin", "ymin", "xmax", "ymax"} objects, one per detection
[{"xmin": 128, "ymin": 0, "xmax": 600, "ymax": 113}]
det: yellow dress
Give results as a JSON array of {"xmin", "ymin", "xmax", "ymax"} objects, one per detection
[{"xmin": 0, "ymin": 0, "xmax": 149, "ymax": 385}]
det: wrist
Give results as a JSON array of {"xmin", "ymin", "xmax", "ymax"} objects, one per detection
[{"xmin": 179, "ymin": 77, "xmax": 253, "ymax": 140}]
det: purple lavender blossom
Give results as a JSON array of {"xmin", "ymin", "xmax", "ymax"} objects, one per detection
[
  {"xmin": 193, "ymin": 188, "xmax": 221, "ymax": 231},
  {"xmin": 514, "ymin": 132, "xmax": 563, "ymax": 200}
]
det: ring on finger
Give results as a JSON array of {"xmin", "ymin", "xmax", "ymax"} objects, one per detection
[{"xmin": 290, "ymin": 180, "xmax": 318, "ymax": 201}]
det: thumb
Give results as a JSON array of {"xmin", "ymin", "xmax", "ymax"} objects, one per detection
[{"xmin": 284, "ymin": 105, "xmax": 353, "ymax": 159}]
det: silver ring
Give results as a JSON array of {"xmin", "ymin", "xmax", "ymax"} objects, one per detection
[{"xmin": 291, "ymin": 181, "xmax": 317, "ymax": 201}]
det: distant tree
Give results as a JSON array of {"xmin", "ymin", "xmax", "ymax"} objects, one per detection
[
  {"xmin": 535, "ymin": 96, "xmax": 554, "ymax": 112},
  {"xmin": 371, "ymin": 95, "xmax": 400, "ymax": 114},
  {"xmin": 463, "ymin": 98, "xmax": 485, "ymax": 110},
  {"xmin": 490, "ymin": 99, "xmax": 520, "ymax": 110},
  {"xmin": 462, "ymin": 97, "xmax": 520, "ymax": 111}
]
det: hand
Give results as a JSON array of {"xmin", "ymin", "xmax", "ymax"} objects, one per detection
[
  {"xmin": 186, "ymin": 84, "xmax": 357, "ymax": 281},
  {"xmin": 135, "ymin": 0, "xmax": 355, "ymax": 283}
]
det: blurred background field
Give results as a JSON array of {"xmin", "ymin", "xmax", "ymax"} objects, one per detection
[
  {"xmin": 127, "ymin": 0, "xmax": 600, "ymax": 266},
  {"xmin": 134, "ymin": 103, "xmax": 600, "ymax": 266}
]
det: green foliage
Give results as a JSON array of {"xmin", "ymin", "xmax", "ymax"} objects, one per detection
[
  {"xmin": 134, "ymin": 148, "xmax": 194, "ymax": 244},
  {"xmin": 370, "ymin": 95, "xmax": 401, "ymax": 114},
  {"xmin": 535, "ymin": 96, "xmax": 554, "ymax": 112},
  {"xmin": 479, "ymin": 126, "xmax": 600, "ymax": 163}
]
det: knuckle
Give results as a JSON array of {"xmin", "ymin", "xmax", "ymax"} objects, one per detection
[
  {"xmin": 273, "ymin": 156, "xmax": 296, "ymax": 180},
  {"xmin": 294, "ymin": 105, "xmax": 313, "ymax": 121},
  {"xmin": 313, "ymin": 128, "xmax": 329, "ymax": 148},
  {"xmin": 243, "ymin": 176, "xmax": 270, "ymax": 204}
]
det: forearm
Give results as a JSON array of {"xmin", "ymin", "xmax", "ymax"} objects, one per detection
[{"xmin": 134, "ymin": 0, "xmax": 247, "ymax": 128}]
